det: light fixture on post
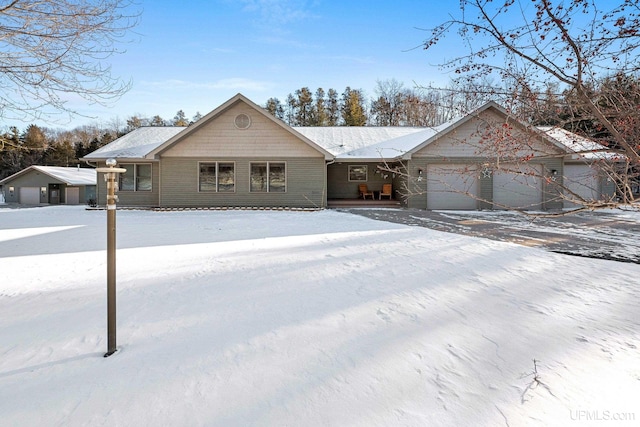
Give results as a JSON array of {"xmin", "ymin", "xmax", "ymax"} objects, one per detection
[{"xmin": 96, "ymin": 158, "xmax": 127, "ymax": 357}]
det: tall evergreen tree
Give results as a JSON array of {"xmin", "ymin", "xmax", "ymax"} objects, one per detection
[
  {"xmin": 100, "ymin": 132, "xmax": 116, "ymax": 147},
  {"xmin": 150, "ymin": 115, "xmax": 165, "ymax": 127},
  {"xmin": 285, "ymin": 94, "xmax": 296, "ymax": 126},
  {"xmin": 191, "ymin": 112, "xmax": 203, "ymax": 124},
  {"xmin": 265, "ymin": 97, "xmax": 285, "ymax": 120},
  {"xmin": 126, "ymin": 115, "xmax": 143, "ymax": 132},
  {"xmin": 21, "ymin": 124, "xmax": 47, "ymax": 166},
  {"xmin": 326, "ymin": 88, "xmax": 340, "ymax": 126},
  {"xmin": 0, "ymin": 127, "xmax": 22, "ymax": 179},
  {"xmin": 312, "ymin": 88, "xmax": 328, "ymax": 126},
  {"xmin": 173, "ymin": 110, "xmax": 189, "ymax": 126},
  {"xmin": 341, "ymin": 87, "xmax": 367, "ymax": 126},
  {"xmin": 45, "ymin": 140, "xmax": 76, "ymax": 167},
  {"xmin": 294, "ymin": 87, "xmax": 314, "ymax": 126},
  {"xmin": 87, "ymin": 137, "xmax": 100, "ymax": 155}
]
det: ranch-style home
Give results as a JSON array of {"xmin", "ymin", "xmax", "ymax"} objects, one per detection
[{"xmin": 82, "ymin": 93, "xmax": 614, "ymax": 210}]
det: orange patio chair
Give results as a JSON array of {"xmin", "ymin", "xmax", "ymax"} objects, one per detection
[
  {"xmin": 379, "ymin": 183, "xmax": 392, "ymax": 200},
  {"xmin": 358, "ymin": 184, "xmax": 374, "ymax": 200}
]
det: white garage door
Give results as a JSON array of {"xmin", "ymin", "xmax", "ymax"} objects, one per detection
[
  {"xmin": 66, "ymin": 187, "xmax": 80, "ymax": 204},
  {"xmin": 563, "ymin": 164, "xmax": 599, "ymax": 208},
  {"xmin": 493, "ymin": 164, "xmax": 543, "ymax": 210},
  {"xmin": 426, "ymin": 164, "xmax": 478, "ymax": 210},
  {"xmin": 19, "ymin": 187, "xmax": 40, "ymax": 204}
]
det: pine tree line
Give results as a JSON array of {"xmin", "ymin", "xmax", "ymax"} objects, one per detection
[
  {"xmin": 264, "ymin": 79, "xmax": 496, "ymax": 127},
  {"xmin": 3, "ymin": 75, "xmax": 634, "ymax": 181},
  {"xmin": 0, "ymin": 109, "xmax": 200, "ymax": 180}
]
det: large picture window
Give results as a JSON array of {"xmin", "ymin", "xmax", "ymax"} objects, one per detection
[
  {"xmin": 199, "ymin": 162, "xmax": 235, "ymax": 192},
  {"xmin": 348, "ymin": 165, "xmax": 368, "ymax": 182},
  {"xmin": 250, "ymin": 162, "xmax": 286, "ymax": 192},
  {"xmin": 120, "ymin": 164, "xmax": 152, "ymax": 191}
]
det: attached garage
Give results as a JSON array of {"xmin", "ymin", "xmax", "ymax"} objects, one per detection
[
  {"xmin": 563, "ymin": 164, "xmax": 600, "ymax": 208},
  {"xmin": 426, "ymin": 164, "xmax": 478, "ymax": 210},
  {"xmin": 493, "ymin": 164, "xmax": 543, "ymax": 210},
  {"xmin": 19, "ymin": 187, "xmax": 40, "ymax": 204}
]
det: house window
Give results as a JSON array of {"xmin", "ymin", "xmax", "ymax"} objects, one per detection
[
  {"xmin": 120, "ymin": 164, "xmax": 152, "ymax": 191},
  {"xmin": 250, "ymin": 162, "xmax": 286, "ymax": 192},
  {"xmin": 348, "ymin": 165, "xmax": 368, "ymax": 182},
  {"xmin": 199, "ymin": 162, "xmax": 235, "ymax": 192}
]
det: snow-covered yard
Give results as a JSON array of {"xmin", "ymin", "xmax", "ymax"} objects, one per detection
[{"xmin": 1, "ymin": 206, "xmax": 638, "ymax": 426}]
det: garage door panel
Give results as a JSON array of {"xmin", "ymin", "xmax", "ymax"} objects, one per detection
[
  {"xmin": 493, "ymin": 164, "xmax": 543, "ymax": 209},
  {"xmin": 19, "ymin": 187, "xmax": 40, "ymax": 204},
  {"xmin": 563, "ymin": 164, "xmax": 599, "ymax": 208},
  {"xmin": 427, "ymin": 164, "xmax": 478, "ymax": 210}
]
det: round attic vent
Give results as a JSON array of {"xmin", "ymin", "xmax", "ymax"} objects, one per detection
[{"xmin": 234, "ymin": 113, "xmax": 251, "ymax": 129}]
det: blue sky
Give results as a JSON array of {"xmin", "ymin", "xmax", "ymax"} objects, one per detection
[{"xmin": 23, "ymin": 0, "xmax": 460, "ymax": 129}]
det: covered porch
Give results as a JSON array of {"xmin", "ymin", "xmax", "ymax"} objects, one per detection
[{"xmin": 327, "ymin": 198, "xmax": 403, "ymax": 208}]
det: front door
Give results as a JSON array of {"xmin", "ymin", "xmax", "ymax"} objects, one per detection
[{"xmin": 49, "ymin": 185, "xmax": 60, "ymax": 204}]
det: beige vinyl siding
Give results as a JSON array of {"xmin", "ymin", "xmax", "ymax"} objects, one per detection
[
  {"xmin": 407, "ymin": 110, "xmax": 565, "ymax": 210},
  {"xmin": 406, "ymin": 157, "xmax": 563, "ymax": 210},
  {"xmin": 160, "ymin": 157, "xmax": 326, "ymax": 208},
  {"xmin": 162, "ymin": 103, "xmax": 321, "ymax": 158},
  {"xmin": 415, "ymin": 110, "xmax": 562, "ymax": 159},
  {"xmin": 5, "ymin": 171, "xmax": 63, "ymax": 187},
  {"xmin": 2, "ymin": 170, "xmax": 64, "ymax": 204},
  {"xmin": 96, "ymin": 162, "xmax": 160, "ymax": 207}
]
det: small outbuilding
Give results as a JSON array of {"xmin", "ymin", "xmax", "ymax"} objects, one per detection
[{"xmin": 0, "ymin": 166, "xmax": 97, "ymax": 205}]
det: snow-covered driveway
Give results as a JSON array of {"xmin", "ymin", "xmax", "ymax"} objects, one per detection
[{"xmin": 344, "ymin": 208, "xmax": 640, "ymax": 263}]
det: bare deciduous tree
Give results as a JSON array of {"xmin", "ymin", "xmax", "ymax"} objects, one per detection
[
  {"xmin": 420, "ymin": 0, "xmax": 640, "ymax": 210},
  {"xmin": 0, "ymin": 0, "xmax": 139, "ymax": 133}
]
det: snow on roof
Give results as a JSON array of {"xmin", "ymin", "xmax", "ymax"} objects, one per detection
[
  {"xmin": 33, "ymin": 166, "xmax": 96, "ymax": 185},
  {"xmin": 338, "ymin": 120, "xmax": 459, "ymax": 160},
  {"xmin": 0, "ymin": 166, "xmax": 96, "ymax": 185},
  {"xmin": 88, "ymin": 126, "xmax": 431, "ymax": 161},
  {"xmin": 293, "ymin": 127, "xmax": 425, "ymax": 156},
  {"xmin": 538, "ymin": 126, "xmax": 618, "ymax": 160},
  {"xmin": 82, "ymin": 127, "xmax": 185, "ymax": 159}
]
